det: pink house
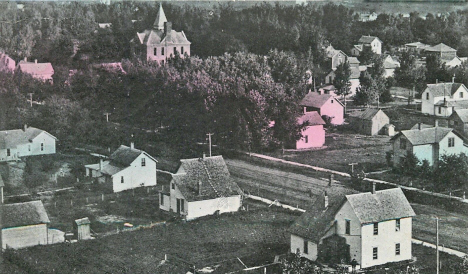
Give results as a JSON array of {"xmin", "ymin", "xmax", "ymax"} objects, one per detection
[
  {"xmin": 0, "ymin": 52, "xmax": 15, "ymax": 72},
  {"xmin": 17, "ymin": 58, "xmax": 54, "ymax": 83},
  {"xmin": 296, "ymin": 111, "xmax": 326, "ymax": 149},
  {"xmin": 300, "ymin": 92, "xmax": 344, "ymax": 125}
]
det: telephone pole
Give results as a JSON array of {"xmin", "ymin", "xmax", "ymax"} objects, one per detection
[
  {"xmin": 436, "ymin": 217, "xmax": 440, "ymax": 274},
  {"xmin": 28, "ymin": 93, "xmax": 33, "ymax": 107},
  {"xmin": 104, "ymin": 112, "xmax": 111, "ymax": 122},
  {"xmin": 206, "ymin": 133, "xmax": 214, "ymax": 157}
]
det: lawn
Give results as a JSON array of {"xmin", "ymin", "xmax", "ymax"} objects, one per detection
[{"xmin": 10, "ymin": 207, "xmax": 300, "ymax": 274}]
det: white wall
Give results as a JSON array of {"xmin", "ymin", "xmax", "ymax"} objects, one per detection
[
  {"xmin": 3, "ymin": 224, "xmax": 48, "ymax": 249},
  {"xmin": 0, "ymin": 131, "xmax": 56, "ymax": 162},
  {"xmin": 186, "ymin": 195, "xmax": 241, "ymax": 220},
  {"xmin": 159, "ymin": 192, "xmax": 171, "ymax": 212},
  {"xmin": 439, "ymin": 132, "xmax": 468, "ymax": 157},
  {"xmin": 112, "ymin": 153, "xmax": 157, "ymax": 193},
  {"xmin": 296, "ymin": 125, "xmax": 325, "ymax": 149},
  {"xmin": 291, "ymin": 234, "xmax": 318, "ymax": 261}
]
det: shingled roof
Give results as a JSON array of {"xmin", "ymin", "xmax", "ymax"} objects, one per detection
[
  {"xmin": 300, "ymin": 92, "xmax": 343, "ymax": 109},
  {"xmin": 297, "ymin": 111, "xmax": 326, "ymax": 126},
  {"xmin": 18, "ymin": 60, "xmax": 54, "ymax": 77},
  {"xmin": 391, "ymin": 127, "xmax": 455, "ymax": 145},
  {"xmin": 136, "ymin": 29, "xmax": 191, "ymax": 46},
  {"xmin": 348, "ymin": 108, "xmax": 387, "ymax": 121},
  {"xmin": 172, "ymin": 156, "xmax": 242, "ymax": 202},
  {"xmin": 425, "ymin": 83, "xmax": 466, "ymax": 97},
  {"xmin": 425, "ymin": 43, "xmax": 457, "ymax": 52},
  {"xmin": 3, "ymin": 200, "xmax": 50, "ymax": 228},
  {"xmin": 451, "ymin": 109, "xmax": 468, "ymax": 122},
  {"xmin": 0, "ymin": 127, "xmax": 56, "ymax": 150},
  {"xmin": 358, "ymin": 35, "xmax": 381, "ymax": 45}
]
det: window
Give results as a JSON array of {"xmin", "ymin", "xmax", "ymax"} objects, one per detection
[
  {"xmin": 41, "ymin": 143, "xmax": 44, "ymax": 151},
  {"xmin": 438, "ymin": 107, "xmax": 442, "ymax": 114},
  {"xmin": 121, "ymin": 176, "xmax": 124, "ymax": 184},
  {"xmin": 303, "ymin": 240, "xmax": 308, "ymax": 254},
  {"xmin": 173, "ymin": 47, "xmax": 177, "ymax": 54},
  {"xmin": 172, "ymin": 183, "xmax": 175, "ymax": 190},
  {"xmin": 373, "ymin": 247, "xmax": 378, "ymax": 260},
  {"xmin": 161, "ymin": 48, "xmax": 165, "ymax": 56},
  {"xmin": 331, "ymin": 99, "xmax": 334, "ymax": 103},
  {"xmin": 141, "ymin": 158, "xmax": 146, "ymax": 167},
  {"xmin": 400, "ymin": 139, "xmax": 406, "ymax": 150},
  {"xmin": 448, "ymin": 137, "xmax": 455, "ymax": 147},
  {"xmin": 461, "ymin": 92, "xmax": 464, "ymax": 98},
  {"xmin": 6, "ymin": 149, "xmax": 10, "ymax": 157},
  {"xmin": 396, "ymin": 243, "xmax": 400, "ymax": 255},
  {"xmin": 181, "ymin": 46, "xmax": 184, "ymax": 54},
  {"xmin": 160, "ymin": 193, "xmax": 164, "ymax": 205},
  {"xmin": 180, "ymin": 199, "xmax": 185, "ymax": 211},
  {"xmin": 345, "ymin": 220, "xmax": 351, "ymax": 235},
  {"xmin": 373, "ymin": 223, "xmax": 378, "ymax": 235},
  {"xmin": 154, "ymin": 48, "xmax": 157, "ymax": 56},
  {"xmin": 426, "ymin": 93, "xmax": 429, "ymax": 100},
  {"xmin": 28, "ymin": 145, "xmax": 31, "ymax": 151},
  {"xmin": 304, "ymin": 135, "xmax": 309, "ymax": 144},
  {"xmin": 396, "ymin": 219, "xmax": 401, "ymax": 231}
]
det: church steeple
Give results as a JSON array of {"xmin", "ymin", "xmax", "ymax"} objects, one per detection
[{"xmin": 153, "ymin": 3, "xmax": 167, "ymax": 30}]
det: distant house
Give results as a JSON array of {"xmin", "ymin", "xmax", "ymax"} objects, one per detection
[
  {"xmin": 352, "ymin": 36, "xmax": 382, "ymax": 56},
  {"xmin": 160, "ymin": 155, "xmax": 243, "ymax": 220},
  {"xmin": 444, "ymin": 56, "xmax": 466, "ymax": 68},
  {"xmin": 300, "ymin": 92, "xmax": 344, "ymax": 125},
  {"xmin": 359, "ymin": 12, "xmax": 378, "ymax": 22},
  {"xmin": 3, "ymin": 200, "xmax": 50, "ymax": 249},
  {"xmin": 421, "ymin": 82, "xmax": 468, "ymax": 117},
  {"xmin": 383, "ymin": 55, "xmax": 400, "ymax": 78},
  {"xmin": 289, "ymin": 188, "xmax": 415, "ymax": 269},
  {"xmin": 449, "ymin": 109, "xmax": 468, "ymax": 138},
  {"xmin": 0, "ymin": 52, "xmax": 15, "ymax": 72},
  {"xmin": 391, "ymin": 125, "xmax": 468, "ymax": 166},
  {"xmin": 325, "ymin": 45, "xmax": 348, "ymax": 70},
  {"xmin": 424, "ymin": 43, "xmax": 457, "ymax": 61},
  {"xmin": 315, "ymin": 84, "xmax": 337, "ymax": 96},
  {"xmin": 404, "ymin": 42, "xmax": 429, "ymax": 54},
  {"xmin": 17, "ymin": 58, "xmax": 54, "ymax": 83},
  {"xmin": 131, "ymin": 4, "xmax": 191, "ymax": 63},
  {"xmin": 85, "ymin": 143, "xmax": 157, "ymax": 193},
  {"xmin": 0, "ymin": 126, "xmax": 57, "ymax": 162},
  {"xmin": 348, "ymin": 108, "xmax": 390, "ymax": 136},
  {"xmin": 296, "ymin": 111, "xmax": 326, "ymax": 149},
  {"xmin": 325, "ymin": 66, "xmax": 361, "ymax": 96}
]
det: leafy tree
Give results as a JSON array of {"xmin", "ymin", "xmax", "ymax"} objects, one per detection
[
  {"xmin": 356, "ymin": 56, "xmax": 390, "ymax": 105},
  {"xmin": 280, "ymin": 251, "xmax": 323, "ymax": 274},
  {"xmin": 333, "ymin": 61, "xmax": 352, "ymax": 101},
  {"xmin": 433, "ymin": 153, "xmax": 468, "ymax": 192},
  {"xmin": 358, "ymin": 46, "xmax": 376, "ymax": 66},
  {"xmin": 398, "ymin": 152, "xmax": 420, "ymax": 177}
]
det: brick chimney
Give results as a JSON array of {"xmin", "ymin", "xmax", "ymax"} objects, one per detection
[
  {"xmin": 130, "ymin": 142, "xmax": 134, "ymax": 149},
  {"xmin": 164, "ymin": 22, "xmax": 172, "ymax": 41},
  {"xmin": 418, "ymin": 123, "xmax": 422, "ymax": 130}
]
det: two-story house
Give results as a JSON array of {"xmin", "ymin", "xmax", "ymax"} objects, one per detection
[
  {"xmin": 296, "ymin": 111, "xmax": 326, "ymax": 149},
  {"xmin": 421, "ymin": 82, "xmax": 468, "ymax": 117},
  {"xmin": 289, "ymin": 188, "xmax": 415, "ymax": 269},
  {"xmin": 85, "ymin": 143, "xmax": 157, "ymax": 193},
  {"xmin": 449, "ymin": 109, "xmax": 468, "ymax": 138},
  {"xmin": 391, "ymin": 125, "xmax": 468, "ymax": 166},
  {"xmin": 351, "ymin": 36, "xmax": 382, "ymax": 56},
  {"xmin": 424, "ymin": 43, "xmax": 457, "ymax": 61},
  {"xmin": 0, "ymin": 125, "xmax": 57, "ymax": 162},
  {"xmin": 159, "ymin": 155, "xmax": 243, "ymax": 220},
  {"xmin": 131, "ymin": 4, "xmax": 191, "ymax": 63},
  {"xmin": 300, "ymin": 92, "xmax": 344, "ymax": 125}
]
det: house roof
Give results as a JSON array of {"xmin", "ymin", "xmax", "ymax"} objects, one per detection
[
  {"xmin": 451, "ymin": 109, "xmax": 468, "ymax": 122},
  {"xmin": 3, "ymin": 200, "xmax": 50, "ymax": 228},
  {"xmin": 425, "ymin": 43, "xmax": 457, "ymax": 53},
  {"xmin": 434, "ymin": 99, "xmax": 468, "ymax": 109},
  {"xmin": 350, "ymin": 66, "xmax": 361, "ymax": 79},
  {"xmin": 405, "ymin": 42, "xmax": 429, "ymax": 49},
  {"xmin": 0, "ymin": 127, "xmax": 56, "ymax": 150},
  {"xmin": 345, "ymin": 188, "xmax": 415, "ymax": 224},
  {"xmin": 348, "ymin": 57, "xmax": 360, "ymax": 65},
  {"xmin": 325, "ymin": 46, "xmax": 346, "ymax": 59},
  {"xmin": 136, "ymin": 29, "xmax": 191, "ymax": 46},
  {"xmin": 75, "ymin": 217, "xmax": 91, "ymax": 226},
  {"xmin": 410, "ymin": 123, "xmax": 434, "ymax": 130},
  {"xmin": 297, "ymin": 111, "xmax": 326, "ymax": 125},
  {"xmin": 109, "ymin": 145, "xmax": 156, "ymax": 166},
  {"xmin": 425, "ymin": 83, "xmax": 465, "ymax": 97},
  {"xmin": 18, "ymin": 60, "xmax": 54, "ymax": 76},
  {"xmin": 353, "ymin": 45, "xmax": 363, "ymax": 52},
  {"xmin": 300, "ymin": 92, "xmax": 336, "ymax": 109},
  {"xmin": 348, "ymin": 108, "xmax": 387, "ymax": 121},
  {"xmin": 172, "ymin": 156, "xmax": 242, "ymax": 202},
  {"xmin": 391, "ymin": 127, "xmax": 454, "ymax": 145},
  {"xmin": 358, "ymin": 35, "xmax": 382, "ymax": 45}
]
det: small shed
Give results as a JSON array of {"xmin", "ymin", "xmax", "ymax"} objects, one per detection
[
  {"xmin": 348, "ymin": 108, "xmax": 390, "ymax": 136},
  {"xmin": 383, "ymin": 124, "xmax": 395, "ymax": 137},
  {"xmin": 73, "ymin": 217, "xmax": 91, "ymax": 240}
]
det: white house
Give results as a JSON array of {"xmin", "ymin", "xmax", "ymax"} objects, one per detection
[
  {"xmin": 3, "ymin": 200, "xmax": 51, "ymax": 249},
  {"xmin": 289, "ymin": 188, "xmax": 415, "ymax": 269},
  {"xmin": 352, "ymin": 36, "xmax": 382, "ymax": 56},
  {"xmin": 160, "ymin": 155, "xmax": 243, "ymax": 221},
  {"xmin": 391, "ymin": 125, "xmax": 468, "ymax": 166},
  {"xmin": 85, "ymin": 143, "xmax": 157, "ymax": 193},
  {"xmin": 383, "ymin": 55, "xmax": 400, "ymax": 78},
  {"xmin": 300, "ymin": 92, "xmax": 345, "ymax": 125},
  {"xmin": 0, "ymin": 126, "xmax": 57, "ymax": 162},
  {"xmin": 421, "ymin": 82, "xmax": 468, "ymax": 117},
  {"xmin": 296, "ymin": 111, "xmax": 326, "ymax": 149}
]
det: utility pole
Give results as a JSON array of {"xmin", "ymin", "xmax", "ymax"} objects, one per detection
[
  {"xmin": 28, "ymin": 93, "xmax": 33, "ymax": 107},
  {"xmin": 349, "ymin": 163, "xmax": 358, "ymax": 174},
  {"xmin": 436, "ymin": 217, "xmax": 440, "ymax": 274},
  {"xmin": 104, "ymin": 112, "xmax": 111, "ymax": 122},
  {"xmin": 206, "ymin": 133, "xmax": 214, "ymax": 157}
]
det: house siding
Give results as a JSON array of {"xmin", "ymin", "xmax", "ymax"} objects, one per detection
[
  {"xmin": 422, "ymin": 86, "xmax": 468, "ymax": 117},
  {"xmin": 0, "ymin": 131, "xmax": 56, "ymax": 162},
  {"xmin": 296, "ymin": 125, "xmax": 325, "ymax": 149},
  {"xmin": 308, "ymin": 98, "xmax": 343, "ymax": 125},
  {"xmin": 3, "ymin": 224, "xmax": 48, "ymax": 249},
  {"xmin": 449, "ymin": 114, "xmax": 468, "ymax": 137},
  {"xmin": 112, "ymin": 153, "xmax": 157, "ymax": 193},
  {"xmin": 159, "ymin": 192, "xmax": 171, "ymax": 211},
  {"xmin": 186, "ymin": 195, "xmax": 241, "ymax": 220},
  {"xmin": 291, "ymin": 234, "xmax": 318, "ymax": 261},
  {"xmin": 413, "ymin": 144, "xmax": 434, "ymax": 166},
  {"xmin": 439, "ymin": 132, "xmax": 468, "ymax": 157},
  {"xmin": 145, "ymin": 43, "xmax": 190, "ymax": 63},
  {"xmin": 330, "ymin": 201, "xmax": 362, "ymax": 264}
]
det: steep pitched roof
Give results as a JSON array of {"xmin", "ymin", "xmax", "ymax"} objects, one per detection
[
  {"xmin": 425, "ymin": 43, "xmax": 457, "ymax": 53},
  {"xmin": 425, "ymin": 83, "xmax": 466, "ymax": 97},
  {"xmin": 297, "ymin": 111, "xmax": 326, "ymax": 125},
  {"xmin": 353, "ymin": 44, "xmax": 363, "ymax": 52},
  {"xmin": 0, "ymin": 127, "xmax": 56, "ymax": 150},
  {"xmin": 300, "ymin": 92, "xmax": 343, "ymax": 109},
  {"xmin": 136, "ymin": 29, "xmax": 191, "ymax": 46},
  {"xmin": 348, "ymin": 57, "xmax": 360, "ymax": 65},
  {"xmin": 348, "ymin": 108, "xmax": 387, "ymax": 121},
  {"xmin": 434, "ymin": 100, "xmax": 468, "ymax": 109},
  {"xmin": 345, "ymin": 188, "xmax": 415, "ymax": 224},
  {"xmin": 392, "ymin": 127, "xmax": 454, "ymax": 145},
  {"xmin": 172, "ymin": 156, "xmax": 242, "ymax": 202},
  {"xmin": 452, "ymin": 109, "xmax": 468, "ymax": 123},
  {"xmin": 3, "ymin": 200, "xmax": 50, "ymax": 228},
  {"xmin": 358, "ymin": 35, "xmax": 381, "ymax": 45},
  {"xmin": 153, "ymin": 3, "xmax": 168, "ymax": 30},
  {"xmin": 18, "ymin": 60, "xmax": 54, "ymax": 76}
]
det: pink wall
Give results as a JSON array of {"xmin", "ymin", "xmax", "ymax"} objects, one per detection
[{"xmin": 296, "ymin": 125, "xmax": 325, "ymax": 149}]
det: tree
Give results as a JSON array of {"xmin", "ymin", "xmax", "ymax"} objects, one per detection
[
  {"xmin": 358, "ymin": 46, "xmax": 376, "ymax": 66},
  {"xmin": 280, "ymin": 251, "xmax": 323, "ymax": 274},
  {"xmin": 433, "ymin": 153, "xmax": 468, "ymax": 192},
  {"xmin": 356, "ymin": 56, "xmax": 390, "ymax": 105},
  {"xmin": 398, "ymin": 152, "xmax": 420, "ymax": 177},
  {"xmin": 333, "ymin": 61, "xmax": 352, "ymax": 112}
]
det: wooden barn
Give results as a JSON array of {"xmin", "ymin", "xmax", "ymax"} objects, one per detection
[
  {"xmin": 2, "ymin": 200, "xmax": 50, "ymax": 249},
  {"xmin": 348, "ymin": 109, "xmax": 390, "ymax": 136}
]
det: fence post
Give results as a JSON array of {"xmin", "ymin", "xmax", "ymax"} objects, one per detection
[
  {"xmin": 70, "ymin": 200, "xmax": 73, "ymax": 207},
  {"xmin": 86, "ymin": 197, "xmax": 89, "ymax": 204},
  {"xmin": 102, "ymin": 194, "xmax": 104, "ymax": 202}
]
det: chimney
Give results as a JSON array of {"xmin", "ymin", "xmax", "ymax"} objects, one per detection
[
  {"xmin": 24, "ymin": 57, "xmax": 27, "ymax": 62},
  {"xmin": 452, "ymin": 75, "xmax": 455, "ymax": 83},
  {"xmin": 130, "ymin": 142, "xmax": 134, "ymax": 149},
  {"xmin": 198, "ymin": 180, "xmax": 202, "ymax": 196},
  {"xmin": 436, "ymin": 79, "xmax": 438, "ymax": 84},
  {"xmin": 164, "ymin": 22, "xmax": 172, "ymax": 41},
  {"xmin": 372, "ymin": 182, "xmax": 376, "ymax": 194},
  {"xmin": 99, "ymin": 158, "xmax": 103, "ymax": 171},
  {"xmin": 34, "ymin": 59, "xmax": 37, "ymax": 64},
  {"xmin": 23, "ymin": 124, "xmax": 27, "ymax": 131},
  {"xmin": 418, "ymin": 123, "xmax": 422, "ymax": 130},
  {"xmin": 324, "ymin": 191, "xmax": 329, "ymax": 208},
  {"xmin": 435, "ymin": 119, "xmax": 439, "ymax": 127},
  {"xmin": 203, "ymin": 152, "xmax": 206, "ymax": 160}
]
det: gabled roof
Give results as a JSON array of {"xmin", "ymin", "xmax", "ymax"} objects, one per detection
[
  {"xmin": 18, "ymin": 60, "xmax": 54, "ymax": 76},
  {"xmin": 0, "ymin": 127, "xmax": 56, "ymax": 150},
  {"xmin": 345, "ymin": 188, "xmax": 415, "ymax": 224},
  {"xmin": 425, "ymin": 83, "xmax": 466, "ymax": 97},
  {"xmin": 434, "ymin": 100, "xmax": 468, "ymax": 109},
  {"xmin": 348, "ymin": 57, "xmax": 360, "ymax": 65},
  {"xmin": 451, "ymin": 109, "xmax": 468, "ymax": 123},
  {"xmin": 109, "ymin": 145, "xmax": 157, "ymax": 167},
  {"xmin": 172, "ymin": 155, "xmax": 242, "ymax": 202},
  {"xmin": 358, "ymin": 35, "xmax": 382, "ymax": 45},
  {"xmin": 297, "ymin": 111, "xmax": 326, "ymax": 125},
  {"xmin": 391, "ymin": 127, "xmax": 454, "ymax": 145},
  {"xmin": 136, "ymin": 29, "xmax": 191, "ymax": 46},
  {"xmin": 154, "ymin": 3, "xmax": 168, "ymax": 30},
  {"xmin": 353, "ymin": 44, "xmax": 363, "ymax": 52},
  {"xmin": 3, "ymin": 200, "xmax": 50, "ymax": 228},
  {"xmin": 300, "ymin": 92, "xmax": 343, "ymax": 109},
  {"xmin": 405, "ymin": 42, "xmax": 429, "ymax": 49},
  {"xmin": 348, "ymin": 108, "xmax": 387, "ymax": 121},
  {"xmin": 325, "ymin": 45, "xmax": 346, "ymax": 59},
  {"xmin": 75, "ymin": 217, "xmax": 91, "ymax": 226},
  {"xmin": 425, "ymin": 43, "xmax": 457, "ymax": 53}
]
